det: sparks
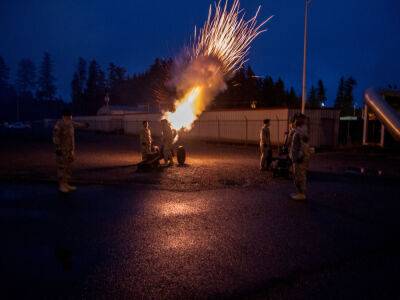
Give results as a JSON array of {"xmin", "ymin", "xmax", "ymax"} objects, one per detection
[
  {"xmin": 164, "ymin": 0, "xmax": 272, "ymax": 131},
  {"xmin": 191, "ymin": 0, "xmax": 272, "ymax": 77}
]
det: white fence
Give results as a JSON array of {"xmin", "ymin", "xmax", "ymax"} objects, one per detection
[{"xmin": 76, "ymin": 108, "xmax": 340, "ymax": 147}]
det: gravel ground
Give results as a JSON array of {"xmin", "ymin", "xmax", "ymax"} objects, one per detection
[{"xmin": 1, "ymin": 131, "xmax": 399, "ymax": 191}]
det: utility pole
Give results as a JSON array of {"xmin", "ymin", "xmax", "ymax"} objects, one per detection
[{"xmin": 301, "ymin": 0, "xmax": 311, "ymax": 114}]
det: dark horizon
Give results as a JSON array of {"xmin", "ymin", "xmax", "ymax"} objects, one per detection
[{"xmin": 1, "ymin": 0, "xmax": 399, "ymax": 106}]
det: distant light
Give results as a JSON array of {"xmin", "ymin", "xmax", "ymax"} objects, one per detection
[{"xmin": 321, "ymin": 102, "xmax": 325, "ymax": 108}]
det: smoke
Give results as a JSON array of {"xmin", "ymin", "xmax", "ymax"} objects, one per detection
[
  {"xmin": 170, "ymin": 55, "xmax": 227, "ymax": 116},
  {"xmin": 163, "ymin": 0, "xmax": 271, "ymax": 131}
]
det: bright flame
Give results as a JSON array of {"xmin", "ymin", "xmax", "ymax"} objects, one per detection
[
  {"xmin": 163, "ymin": 0, "xmax": 271, "ymax": 131},
  {"xmin": 164, "ymin": 87, "xmax": 202, "ymax": 130}
]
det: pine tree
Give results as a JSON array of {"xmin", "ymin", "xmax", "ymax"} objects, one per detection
[
  {"xmin": 316, "ymin": 79, "xmax": 327, "ymax": 107},
  {"xmin": 16, "ymin": 58, "xmax": 36, "ymax": 96},
  {"xmin": 0, "ymin": 56, "xmax": 10, "ymax": 90},
  {"xmin": 85, "ymin": 60, "xmax": 106, "ymax": 114},
  {"xmin": 274, "ymin": 77, "xmax": 286, "ymax": 107},
  {"xmin": 308, "ymin": 85, "xmax": 318, "ymax": 108},
  {"xmin": 108, "ymin": 63, "xmax": 126, "ymax": 92},
  {"xmin": 261, "ymin": 76, "xmax": 274, "ymax": 107},
  {"xmin": 335, "ymin": 77, "xmax": 345, "ymax": 110},
  {"xmin": 343, "ymin": 77, "xmax": 357, "ymax": 115},
  {"xmin": 0, "ymin": 56, "xmax": 14, "ymax": 120},
  {"xmin": 287, "ymin": 87, "xmax": 298, "ymax": 108},
  {"xmin": 335, "ymin": 76, "xmax": 356, "ymax": 115},
  {"xmin": 37, "ymin": 52, "xmax": 56, "ymax": 101},
  {"xmin": 228, "ymin": 67, "xmax": 247, "ymax": 108},
  {"xmin": 71, "ymin": 58, "xmax": 87, "ymax": 114},
  {"xmin": 243, "ymin": 66, "xmax": 260, "ymax": 108}
]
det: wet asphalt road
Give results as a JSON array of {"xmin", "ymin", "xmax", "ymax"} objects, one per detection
[{"xmin": 1, "ymin": 177, "xmax": 400, "ymax": 299}]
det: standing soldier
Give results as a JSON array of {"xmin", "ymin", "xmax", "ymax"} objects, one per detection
[
  {"xmin": 53, "ymin": 109, "xmax": 88, "ymax": 193},
  {"xmin": 161, "ymin": 119, "xmax": 175, "ymax": 166},
  {"xmin": 139, "ymin": 121, "xmax": 152, "ymax": 160},
  {"xmin": 260, "ymin": 119, "xmax": 272, "ymax": 171},
  {"xmin": 289, "ymin": 115, "xmax": 310, "ymax": 201},
  {"xmin": 286, "ymin": 114, "xmax": 298, "ymax": 149}
]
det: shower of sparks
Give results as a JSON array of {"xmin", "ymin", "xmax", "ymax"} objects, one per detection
[
  {"xmin": 163, "ymin": 0, "xmax": 272, "ymax": 131},
  {"xmin": 191, "ymin": 0, "xmax": 272, "ymax": 77}
]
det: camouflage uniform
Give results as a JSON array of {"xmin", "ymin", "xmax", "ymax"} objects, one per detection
[
  {"xmin": 161, "ymin": 121, "xmax": 175, "ymax": 165},
  {"xmin": 53, "ymin": 119, "xmax": 85, "ymax": 183},
  {"xmin": 259, "ymin": 125, "xmax": 272, "ymax": 170},
  {"xmin": 140, "ymin": 127, "xmax": 152, "ymax": 160},
  {"xmin": 289, "ymin": 125, "xmax": 310, "ymax": 194}
]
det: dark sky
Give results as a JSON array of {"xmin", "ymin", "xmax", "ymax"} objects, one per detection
[{"xmin": 1, "ymin": 0, "xmax": 399, "ymax": 106}]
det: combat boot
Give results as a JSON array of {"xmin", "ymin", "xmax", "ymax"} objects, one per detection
[
  {"xmin": 290, "ymin": 192, "xmax": 306, "ymax": 201},
  {"xmin": 65, "ymin": 183, "xmax": 77, "ymax": 191},
  {"xmin": 59, "ymin": 182, "xmax": 70, "ymax": 193}
]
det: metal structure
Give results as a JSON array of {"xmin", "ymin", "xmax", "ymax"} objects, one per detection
[
  {"xmin": 301, "ymin": 0, "xmax": 312, "ymax": 114},
  {"xmin": 363, "ymin": 88, "xmax": 400, "ymax": 147}
]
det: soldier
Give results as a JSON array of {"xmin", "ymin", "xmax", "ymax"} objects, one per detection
[
  {"xmin": 259, "ymin": 118, "xmax": 272, "ymax": 171},
  {"xmin": 53, "ymin": 109, "xmax": 88, "ymax": 193},
  {"xmin": 161, "ymin": 119, "xmax": 175, "ymax": 166},
  {"xmin": 286, "ymin": 114, "xmax": 298, "ymax": 149},
  {"xmin": 289, "ymin": 115, "xmax": 310, "ymax": 201},
  {"xmin": 139, "ymin": 121, "xmax": 152, "ymax": 160}
]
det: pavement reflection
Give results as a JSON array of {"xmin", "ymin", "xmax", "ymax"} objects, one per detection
[{"xmin": 158, "ymin": 201, "xmax": 208, "ymax": 217}]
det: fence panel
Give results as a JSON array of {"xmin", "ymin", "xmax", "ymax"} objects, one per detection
[{"xmin": 75, "ymin": 109, "xmax": 340, "ymax": 147}]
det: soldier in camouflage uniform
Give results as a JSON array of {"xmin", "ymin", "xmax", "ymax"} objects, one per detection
[
  {"xmin": 289, "ymin": 115, "xmax": 310, "ymax": 201},
  {"xmin": 139, "ymin": 121, "xmax": 152, "ymax": 160},
  {"xmin": 259, "ymin": 119, "xmax": 272, "ymax": 171},
  {"xmin": 53, "ymin": 109, "xmax": 88, "ymax": 193},
  {"xmin": 161, "ymin": 119, "xmax": 176, "ymax": 166}
]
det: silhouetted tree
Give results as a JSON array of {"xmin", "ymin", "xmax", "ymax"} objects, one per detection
[
  {"xmin": 16, "ymin": 58, "xmax": 36, "ymax": 96},
  {"xmin": 335, "ymin": 76, "xmax": 356, "ymax": 115},
  {"xmin": 242, "ymin": 66, "xmax": 261, "ymax": 108},
  {"xmin": 308, "ymin": 85, "xmax": 318, "ymax": 108},
  {"xmin": 37, "ymin": 52, "xmax": 56, "ymax": 101},
  {"xmin": 15, "ymin": 58, "xmax": 36, "ymax": 121},
  {"xmin": 316, "ymin": 79, "xmax": 327, "ymax": 107},
  {"xmin": 335, "ymin": 77, "xmax": 345, "ymax": 110},
  {"xmin": 260, "ymin": 76, "xmax": 274, "ymax": 107},
  {"xmin": 287, "ymin": 87, "xmax": 299, "ymax": 108},
  {"xmin": 0, "ymin": 56, "xmax": 18, "ymax": 121},
  {"xmin": 274, "ymin": 77, "xmax": 286, "ymax": 107},
  {"xmin": 85, "ymin": 59, "xmax": 106, "ymax": 114},
  {"xmin": 0, "ymin": 56, "xmax": 10, "ymax": 90},
  {"xmin": 71, "ymin": 57, "xmax": 87, "ymax": 114},
  {"xmin": 107, "ymin": 62, "xmax": 126, "ymax": 103}
]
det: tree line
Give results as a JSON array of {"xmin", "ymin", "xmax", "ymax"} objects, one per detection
[
  {"xmin": 0, "ymin": 52, "xmax": 359, "ymax": 122},
  {"xmin": 0, "ymin": 53, "xmax": 63, "ymax": 122}
]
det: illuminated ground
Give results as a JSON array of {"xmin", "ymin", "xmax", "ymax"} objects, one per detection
[
  {"xmin": 1, "ymin": 131, "xmax": 400, "ymax": 298},
  {"xmin": 1, "ymin": 131, "xmax": 400, "ymax": 190}
]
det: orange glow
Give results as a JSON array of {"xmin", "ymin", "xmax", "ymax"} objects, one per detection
[
  {"xmin": 162, "ymin": 0, "xmax": 271, "ymax": 132},
  {"xmin": 165, "ymin": 233, "xmax": 197, "ymax": 250},
  {"xmin": 164, "ymin": 87, "xmax": 202, "ymax": 130},
  {"xmin": 159, "ymin": 201, "xmax": 206, "ymax": 217}
]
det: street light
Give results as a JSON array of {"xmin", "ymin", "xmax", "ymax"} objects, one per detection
[{"xmin": 301, "ymin": 0, "xmax": 312, "ymax": 114}]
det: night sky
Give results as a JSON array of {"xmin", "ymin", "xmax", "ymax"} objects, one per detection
[{"xmin": 1, "ymin": 0, "xmax": 399, "ymax": 106}]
